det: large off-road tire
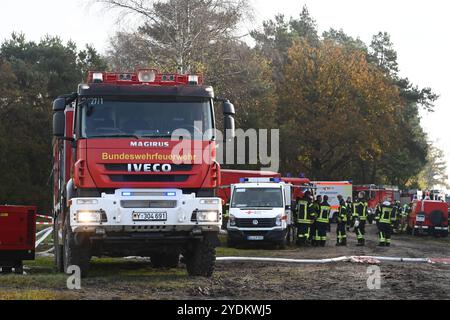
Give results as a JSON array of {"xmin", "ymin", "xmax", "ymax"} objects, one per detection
[
  {"xmin": 151, "ymin": 250, "xmax": 180, "ymax": 269},
  {"xmin": 54, "ymin": 215, "xmax": 64, "ymax": 272},
  {"xmin": 14, "ymin": 261, "xmax": 23, "ymax": 275},
  {"xmin": 185, "ymin": 240, "xmax": 216, "ymax": 277},
  {"xmin": 1, "ymin": 266, "xmax": 12, "ymax": 274},
  {"xmin": 63, "ymin": 217, "xmax": 91, "ymax": 278}
]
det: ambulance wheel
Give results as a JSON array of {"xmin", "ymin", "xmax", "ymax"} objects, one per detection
[
  {"xmin": 277, "ymin": 234, "xmax": 288, "ymax": 249},
  {"xmin": 63, "ymin": 217, "xmax": 91, "ymax": 278},
  {"xmin": 185, "ymin": 240, "xmax": 216, "ymax": 277}
]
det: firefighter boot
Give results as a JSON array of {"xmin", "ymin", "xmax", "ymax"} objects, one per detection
[
  {"xmin": 320, "ymin": 240, "xmax": 326, "ymax": 247},
  {"xmin": 357, "ymin": 238, "xmax": 365, "ymax": 247}
]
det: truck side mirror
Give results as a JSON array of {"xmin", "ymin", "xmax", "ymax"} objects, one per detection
[
  {"xmin": 223, "ymin": 101, "xmax": 235, "ymax": 140},
  {"xmin": 53, "ymin": 111, "xmax": 65, "ymax": 138},
  {"xmin": 53, "ymin": 98, "xmax": 66, "ymax": 112}
]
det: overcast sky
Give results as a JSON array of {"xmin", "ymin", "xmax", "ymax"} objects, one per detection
[{"xmin": 1, "ymin": 0, "xmax": 449, "ymax": 186}]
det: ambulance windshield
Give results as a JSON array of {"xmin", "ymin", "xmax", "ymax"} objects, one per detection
[{"xmin": 231, "ymin": 188, "xmax": 283, "ymax": 208}]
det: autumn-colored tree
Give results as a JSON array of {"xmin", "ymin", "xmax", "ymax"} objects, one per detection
[{"xmin": 279, "ymin": 39, "xmax": 404, "ymax": 181}]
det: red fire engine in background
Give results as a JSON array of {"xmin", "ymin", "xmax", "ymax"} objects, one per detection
[
  {"xmin": 52, "ymin": 69, "xmax": 235, "ymax": 277},
  {"xmin": 0, "ymin": 206, "xmax": 37, "ymax": 274},
  {"xmin": 353, "ymin": 185, "xmax": 400, "ymax": 209}
]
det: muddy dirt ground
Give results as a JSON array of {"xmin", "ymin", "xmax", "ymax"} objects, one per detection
[{"xmin": 1, "ymin": 224, "xmax": 449, "ymax": 300}]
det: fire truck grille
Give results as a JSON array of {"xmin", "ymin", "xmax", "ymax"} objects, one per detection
[
  {"xmin": 235, "ymin": 218, "xmax": 276, "ymax": 228},
  {"xmin": 109, "ymin": 175, "xmax": 189, "ymax": 183},
  {"xmin": 105, "ymin": 164, "xmax": 193, "ymax": 172},
  {"xmin": 120, "ymin": 200, "xmax": 177, "ymax": 209}
]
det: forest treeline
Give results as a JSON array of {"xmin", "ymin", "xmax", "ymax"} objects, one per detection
[{"xmin": 0, "ymin": 1, "xmax": 447, "ymax": 210}]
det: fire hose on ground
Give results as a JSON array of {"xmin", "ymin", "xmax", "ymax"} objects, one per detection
[{"xmin": 34, "ymin": 226, "xmax": 450, "ymax": 265}]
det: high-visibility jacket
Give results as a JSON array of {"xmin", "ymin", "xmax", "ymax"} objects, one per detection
[
  {"xmin": 401, "ymin": 204, "xmax": 410, "ymax": 218},
  {"xmin": 317, "ymin": 202, "xmax": 331, "ymax": 223},
  {"xmin": 374, "ymin": 203, "xmax": 382, "ymax": 221},
  {"xmin": 391, "ymin": 205, "xmax": 401, "ymax": 221},
  {"xmin": 297, "ymin": 200, "xmax": 316, "ymax": 224},
  {"xmin": 337, "ymin": 203, "xmax": 348, "ymax": 223},
  {"xmin": 378, "ymin": 205, "xmax": 394, "ymax": 224},
  {"xmin": 352, "ymin": 201, "xmax": 368, "ymax": 221}
]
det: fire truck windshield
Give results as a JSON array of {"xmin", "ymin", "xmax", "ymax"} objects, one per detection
[
  {"xmin": 80, "ymin": 98, "xmax": 214, "ymax": 140},
  {"xmin": 231, "ymin": 188, "xmax": 284, "ymax": 209}
]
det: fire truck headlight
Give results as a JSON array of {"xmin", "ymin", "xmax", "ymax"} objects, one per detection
[
  {"xmin": 199, "ymin": 199, "xmax": 220, "ymax": 205},
  {"xmin": 76, "ymin": 211, "xmax": 102, "ymax": 223},
  {"xmin": 196, "ymin": 210, "xmax": 219, "ymax": 222},
  {"xmin": 76, "ymin": 199, "xmax": 99, "ymax": 205}
]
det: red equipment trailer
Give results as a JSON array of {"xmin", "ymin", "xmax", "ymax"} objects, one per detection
[
  {"xmin": 407, "ymin": 200, "xmax": 448, "ymax": 237},
  {"xmin": 0, "ymin": 205, "xmax": 37, "ymax": 274}
]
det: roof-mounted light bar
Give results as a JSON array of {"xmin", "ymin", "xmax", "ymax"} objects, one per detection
[{"xmin": 87, "ymin": 69, "xmax": 203, "ymax": 85}]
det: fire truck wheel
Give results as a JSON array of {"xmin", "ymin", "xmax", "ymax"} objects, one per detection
[
  {"xmin": 406, "ymin": 226, "xmax": 412, "ymax": 235},
  {"xmin": 185, "ymin": 240, "xmax": 216, "ymax": 277},
  {"xmin": 151, "ymin": 250, "xmax": 180, "ymax": 268},
  {"xmin": 14, "ymin": 262, "xmax": 23, "ymax": 275},
  {"xmin": 1, "ymin": 267, "xmax": 12, "ymax": 274},
  {"xmin": 63, "ymin": 218, "xmax": 91, "ymax": 278},
  {"xmin": 54, "ymin": 216, "xmax": 64, "ymax": 272}
]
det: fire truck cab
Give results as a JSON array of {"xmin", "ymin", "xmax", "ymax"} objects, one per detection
[{"xmin": 52, "ymin": 69, "xmax": 235, "ymax": 277}]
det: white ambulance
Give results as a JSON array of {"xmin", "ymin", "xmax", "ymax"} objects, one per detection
[{"xmin": 227, "ymin": 178, "xmax": 293, "ymax": 248}]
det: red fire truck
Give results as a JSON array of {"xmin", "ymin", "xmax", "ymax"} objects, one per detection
[
  {"xmin": 52, "ymin": 69, "xmax": 235, "ymax": 277},
  {"xmin": 407, "ymin": 200, "xmax": 448, "ymax": 237},
  {"xmin": 353, "ymin": 184, "xmax": 400, "ymax": 222},
  {"xmin": 0, "ymin": 206, "xmax": 37, "ymax": 274}
]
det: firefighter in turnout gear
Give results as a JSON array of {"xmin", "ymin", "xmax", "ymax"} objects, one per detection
[
  {"xmin": 296, "ymin": 192, "xmax": 317, "ymax": 246},
  {"xmin": 336, "ymin": 196, "xmax": 348, "ymax": 246},
  {"xmin": 346, "ymin": 197, "xmax": 353, "ymax": 231},
  {"xmin": 377, "ymin": 200, "xmax": 395, "ymax": 246},
  {"xmin": 311, "ymin": 195, "xmax": 322, "ymax": 245},
  {"xmin": 391, "ymin": 200, "xmax": 401, "ymax": 233},
  {"xmin": 352, "ymin": 191, "xmax": 368, "ymax": 246},
  {"xmin": 398, "ymin": 203, "xmax": 410, "ymax": 233},
  {"xmin": 314, "ymin": 195, "xmax": 331, "ymax": 247}
]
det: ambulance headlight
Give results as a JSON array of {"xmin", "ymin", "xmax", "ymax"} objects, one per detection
[
  {"xmin": 196, "ymin": 210, "xmax": 219, "ymax": 222},
  {"xmin": 76, "ymin": 210, "xmax": 102, "ymax": 223},
  {"xmin": 229, "ymin": 214, "xmax": 236, "ymax": 226},
  {"xmin": 276, "ymin": 214, "xmax": 282, "ymax": 226}
]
